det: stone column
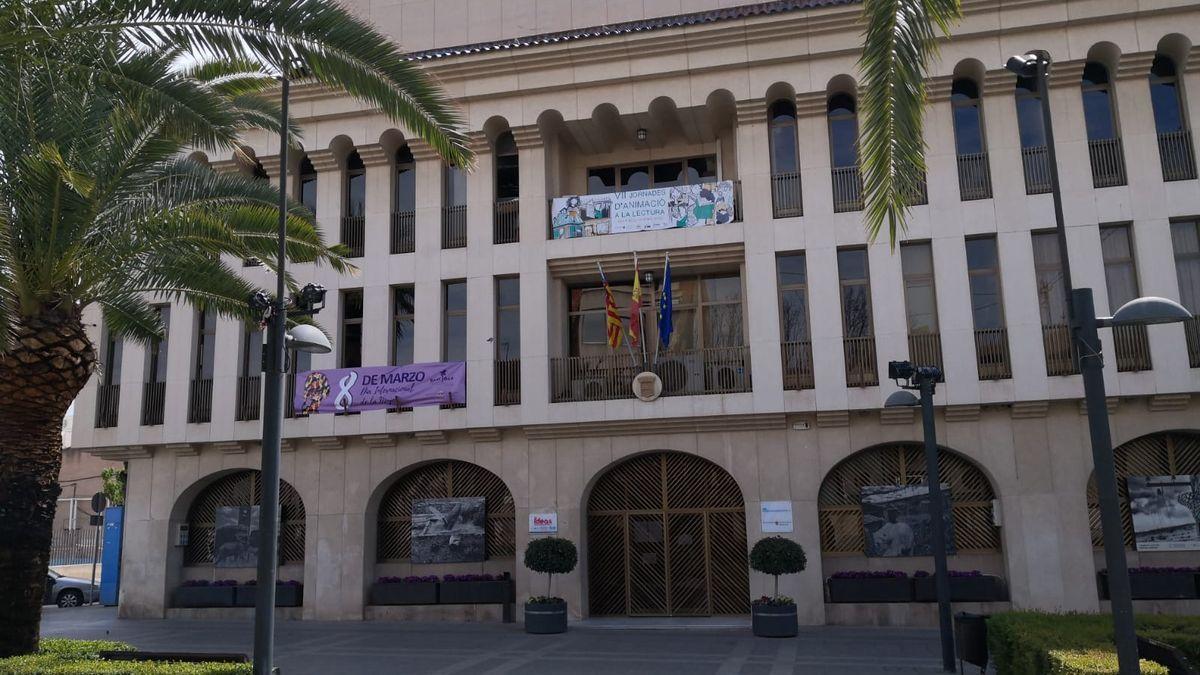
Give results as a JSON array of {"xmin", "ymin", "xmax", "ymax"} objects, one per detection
[
  {"xmin": 513, "ymin": 125, "xmax": 550, "ymax": 422},
  {"xmin": 409, "ymin": 141, "xmax": 444, "ymax": 431}
]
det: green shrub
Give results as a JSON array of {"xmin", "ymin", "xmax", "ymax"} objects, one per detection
[
  {"xmin": 523, "ymin": 537, "xmax": 577, "ymax": 600},
  {"xmin": 0, "ymin": 638, "xmax": 249, "ymax": 674},
  {"xmin": 987, "ymin": 612, "xmax": 1200, "ymax": 675},
  {"xmin": 1046, "ymin": 650, "xmax": 1167, "ymax": 675},
  {"xmin": 748, "ymin": 537, "xmax": 806, "ymax": 599}
]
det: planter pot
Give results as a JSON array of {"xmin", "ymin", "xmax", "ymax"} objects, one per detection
[
  {"xmin": 954, "ymin": 612, "xmax": 989, "ymax": 669},
  {"xmin": 524, "ymin": 601, "xmax": 567, "ymax": 634},
  {"xmin": 369, "ymin": 582, "xmax": 438, "ymax": 606},
  {"xmin": 173, "ymin": 585, "xmax": 235, "ymax": 608},
  {"xmin": 1099, "ymin": 572, "xmax": 1199, "ymax": 600},
  {"xmin": 827, "ymin": 577, "xmax": 913, "ymax": 603},
  {"xmin": 914, "ymin": 575, "xmax": 1007, "ymax": 602},
  {"xmin": 439, "ymin": 580, "xmax": 514, "ymax": 605},
  {"xmin": 234, "ymin": 585, "xmax": 304, "ymax": 607},
  {"xmin": 752, "ymin": 604, "xmax": 798, "ymax": 638}
]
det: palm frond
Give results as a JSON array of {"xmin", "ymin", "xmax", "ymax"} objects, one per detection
[{"xmin": 858, "ymin": 0, "xmax": 961, "ymax": 246}]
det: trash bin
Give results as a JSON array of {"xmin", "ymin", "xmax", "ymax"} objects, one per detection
[{"xmin": 954, "ymin": 612, "xmax": 989, "ymax": 671}]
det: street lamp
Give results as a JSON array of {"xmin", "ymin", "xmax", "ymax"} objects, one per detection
[
  {"xmin": 1006, "ymin": 50, "xmax": 1195, "ymax": 675},
  {"xmin": 249, "ymin": 60, "xmax": 330, "ymax": 675},
  {"xmin": 886, "ymin": 361, "xmax": 954, "ymax": 673}
]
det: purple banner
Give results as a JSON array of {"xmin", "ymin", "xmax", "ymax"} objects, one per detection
[{"xmin": 293, "ymin": 362, "xmax": 466, "ymax": 415}]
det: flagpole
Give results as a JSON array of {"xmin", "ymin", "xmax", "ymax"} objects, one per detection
[
  {"xmin": 597, "ymin": 261, "xmax": 639, "ymax": 369},
  {"xmin": 635, "ymin": 252, "xmax": 648, "ymax": 371},
  {"xmin": 651, "ymin": 252, "xmax": 669, "ymax": 369}
]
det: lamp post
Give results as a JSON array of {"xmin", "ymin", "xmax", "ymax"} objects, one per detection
[
  {"xmin": 251, "ymin": 61, "xmax": 332, "ymax": 675},
  {"xmin": 885, "ymin": 363, "xmax": 953, "ymax": 673},
  {"xmin": 1006, "ymin": 51, "xmax": 1195, "ymax": 675}
]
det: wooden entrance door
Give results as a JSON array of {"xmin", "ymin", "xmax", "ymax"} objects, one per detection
[{"xmin": 587, "ymin": 452, "xmax": 749, "ymax": 617}]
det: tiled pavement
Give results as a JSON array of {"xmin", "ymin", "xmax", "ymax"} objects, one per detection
[{"xmin": 41, "ymin": 606, "xmax": 951, "ymax": 674}]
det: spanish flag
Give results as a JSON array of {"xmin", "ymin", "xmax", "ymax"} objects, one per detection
[
  {"xmin": 604, "ymin": 281, "xmax": 622, "ymax": 350},
  {"xmin": 629, "ymin": 253, "xmax": 642, "ymax": 349}
]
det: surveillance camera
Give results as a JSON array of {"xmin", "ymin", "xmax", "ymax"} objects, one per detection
[
  {"xmin": 888, "ymin": 361, "xmax": 915, "ymax": 381},
  {"xmin": 1005, "ymin": 54, "xmax": 1035, "ymax": 77}
]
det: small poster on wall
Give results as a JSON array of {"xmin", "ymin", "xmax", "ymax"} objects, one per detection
[
  {"xmin": 411, "ymin": 497, "xmax": 486, "ymax": 564},
  {"xmin": 1128, "ymin": 475, "xmax": 1200, "ymax": 551},
  {"xmin": 529, "ymin": 512, "xmax": 558, "ymax": 534},
  {"xmin": 214, "ymin": 506, "xmax": 260, "ymax": 568},
  {"xmin": 760, "ymin": 501, "xmax": 794, "ymax": 533},
  {"xmin": 861, "ymin": 484, "xmax": 956, "ymax": 558}
]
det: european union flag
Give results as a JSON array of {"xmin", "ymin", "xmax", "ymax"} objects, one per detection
[{"xmin": 658, "ymin": 256, "xmax": 673, "ymax": 349}]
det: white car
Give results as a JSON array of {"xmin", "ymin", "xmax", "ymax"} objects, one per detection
[{"xmin": 45, "ymin": 570, "xmax": 99, "ymax": 607}]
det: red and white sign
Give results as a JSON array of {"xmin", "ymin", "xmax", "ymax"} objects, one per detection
[{"xmin": 528, "ymin": 512, "xmax": 558, "ymax": 534}]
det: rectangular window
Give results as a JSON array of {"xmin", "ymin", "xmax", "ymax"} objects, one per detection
[
  {"xmin": 236, "ymin": 323, "xmax": 263, "ymax": 421},
  {"xmin": 100, "ymin": 328, "xmax": 122, "ymax": 386},
  {"xmin": 395, "ymin": 152, "xmax": 415, "ymax": 213},
  {"xmin": 194, "ymin": 309, "xmax": 216, "ymax": 379},
  {"xmin": 239, "ymin": 324, "xmax": 263, "ymax": 377},
  {"xmin": 1101, "ymin": 223, "xmax": 1150, "ymax": 371},
  {"xmin": 392, "ymin": 286, "xmax": 415, "ymax": 366},
  {"xmin": 586, "ymin": 156, "xmax": 717, "ymax": 194},
  {"xmin": 495, "ymin": 277, "xmax": 520, "ymax": 359},
  {"xmin": 346, "ymin": 168, "xmax": 365, "ymax": 218},
  {"xmin": 1031, "ymin": 232, "xmax": 1068, "ymax": 326},
  {"xmin": 776, "ymin": 253, "xmax": 810, "ymax": 342},
  {"xmin": 900, "ymin": 242, "xmax": 938, "ymax": 335},
  {"xmin": 340, "ymin": 289, "xmax": 363, "ymax": 368},
  {"xmin": 300, "ymin": 174, "xmax": 317, "ymax": 214},
  {"xmin": 445, "ymin": 165, "xmax": 468, "ymax": 207},
  {"xmin": 837, "ymin": 248, "xmax": 873, "ymax": 338},
  {"xmin": 443, "ymin": 280, "xmax": 467, "ymax": 362},
  {"xmin": 1173, "ymin": 219, "xmax": 1200, "ymax": 312},
  {"xmin": 145, "ymin": 306, "xmax": 171, "ymax": 384},
  {"xmin": 966, "ymin": 237, "xmax": 1005, "ymax": 330}
]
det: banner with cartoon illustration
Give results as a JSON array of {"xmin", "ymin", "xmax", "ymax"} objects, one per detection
[
  {"xmin": 550, "ymin": 181, "xmax": 736, "ymax": 239},
  {"xmin": 293, "ymin": 362, "xmax": 466, "ymax": 415}
]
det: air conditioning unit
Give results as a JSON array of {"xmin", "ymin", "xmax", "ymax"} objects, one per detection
[
  {"xmin": 570, "ymin": 375, "xmax": 607, "ymax": 401},
  {"xmin": 707, "ymin": 362, "xmax": 748, "ymax": 392},
  {"xmin": 656, "ymin": 355, "xmax": 705, "ymax": 395}
]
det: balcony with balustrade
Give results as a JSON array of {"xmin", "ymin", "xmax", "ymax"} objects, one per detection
[
  {"xmin": 141, "ymin": 381, "xmax": 165, "ymax": 426},
  {"xmin": 907, "ymin": 332, "xmax": 944, "ymax": 379},
  {"xmin": 1021, "ymin": 146, "xmax": 1052, "ymax": 195},
  {"xmin": 1088, "ymin": 137, "xmax": 1126, "ymax": 188},
  {"xmin": 1111, "ymin": 324, "xmax": 1152, "ymax": 373},
  {"xmin": 340, "ymin": 215, "xmax": 365, "ymax": 258},
  {"xmin": 235, "ymin": 375, "xmax": 262, "ymax": 421},
  {"xmin": 831, "ymin": 166, "xmax": 863, "ymax": 213},
  {"xmin": 442, "ymin": 205, "xmax": 467, "ymax": 249},
  {"xmin": 187, "ymin": 378, "xmax": 213, "ymax": 424},
  {"xmin": 1042, "ymin": 324, "xmax": 1079, "ymax": 376},
  {"xmin": 957, "ymin": 152, "xmax": 993, "ymax": 200},
  {"xmin": 973, "ymin": 328, "xmax": 1012, "ymax": 381},
  {"xmin": 1184, "ymin": 317, "xmax": 1200, "ymax": 369},
  {"xmin": 781, "ymin": 340, "xmax": 814, "ymax": 390},
  {"xmin": 843, "ymin": 336, "xmax": 878, "ymax": 387},
  {"xmin": 494, "ymin": 198, "xmax": 519, "ymax": 245},
  {"xmin": 390, "ymin": 210, "xmax": 415, "ymax": 254},
  {"xmin": 1158, "ymin": 129, "xmax": 1197, "ymax": 182},
  {"xmin": 550, "ymin": 347, "xmax": 750, "ymax": 403},
  {"xmin": 94, "ymin": 383, "xmax": 120, "ymax": 429},
  {"xmin": 771, "ymin": 172, "xmax": 803, "ymax": 218}
]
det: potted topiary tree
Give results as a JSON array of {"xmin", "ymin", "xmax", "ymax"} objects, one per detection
[
  {"xmin": 523, "ymin": 537, "xmax": 577, "ymax": 634},
  {"xmin": 749, "ymin": 536, "xmax": 806, "ymax": 637}
]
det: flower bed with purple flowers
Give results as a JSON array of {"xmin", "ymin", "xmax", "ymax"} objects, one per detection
[
  {"xmin": 368, "ymin": 573, "xmax": 514, "ymax": 606},
  {"xmin": 826, "ymin": 571, "xmax": 913, "ymax": 603},
  {"xmin": 912, "ymin": 570, "xmax": 1007, "ymax": 602},
  {"xmin": 234, "ymin": 580, "xmax": 303, "ymax": 607},
  {"xmin": 1098, "ymin": 567, "xmax": 1199, "ymax": 600},
  {"xmin": 173, "ymin": 580, "xmax": 237, "ymax": 607}
]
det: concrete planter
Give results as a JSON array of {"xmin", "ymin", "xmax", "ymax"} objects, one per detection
[
  {"xmin": 369, "ymin": 582, "xmax": 438, "ymax": 606},
  {"xmin": 826, "ymin": 577, "xmax": 913, "ymax": 603},
  {"xmin": 439, "ymin": 579, "xmax": 514, "ymax": 605},
  {"xmin": 173, "ymin": 585, "xmax": 235, "ymax": 608},
  {"xmin": 1099, "ymin": 572, "xmax": 1199, "ymax": 600},
  {"xmin": 914, "ymin": 575, "xmax": 1006, "ymax": 602},
  {"xmin": 524, "ymin": 601, "xmax": 567, "ymax": 634},
  {"xmin": 234, "ymin": 585, "xmax": 304, "ymax": 607},
  {"xmin": 751, "ymin": 603, "xmax": 798, "ymax": 638}
]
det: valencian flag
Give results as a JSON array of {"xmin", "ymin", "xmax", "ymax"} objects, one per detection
[
  {"xmin": 658, "ymin": 254, "xmax": 673, "ymax": 348},
  {"xmin": 600, "ymin": 265, "xmax": 623, "ymax": 350},
  {"xmin": 629, "ymin": 253, "xmax": 642, "ymax": 349}
]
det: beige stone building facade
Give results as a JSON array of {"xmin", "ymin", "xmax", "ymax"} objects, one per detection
[{"xmin": 71, "ymin": 0, "xmax": 1200, "ymax": 626}]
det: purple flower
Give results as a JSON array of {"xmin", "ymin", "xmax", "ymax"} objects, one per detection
[
  {"xmin": 1108, "ymin": 566, "xmax": 1200, "ymax": 575},
  {"xmin": 830, "ymin": 570, "xmax": 908, "ymax": 579},
  {"xmin": 442, "ymin": 573, "xmax": 496, "ymax": 582},
  {"xmin": 181, "ymin": 579, "xmax": 210, "ymax": 587},
  {"xmin": 914, "ymin": 570, "xmax": 983, "ymax": 578},
  {"xmin": 376, "ymin": 575, "xmax": 437, "ymax": 584}
]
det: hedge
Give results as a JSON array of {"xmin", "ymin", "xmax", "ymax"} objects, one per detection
[
  {"xmin": 987, "ymin": 612, "xmax": 1200, "ymax": 675},
  {"xmin": 0, "ymin": 639, "xmax": 251, "ymax": 674}
]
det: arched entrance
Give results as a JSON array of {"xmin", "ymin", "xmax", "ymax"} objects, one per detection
[
  {"xmin": 587, "ymin": 451, "xmax": 748, "ymax": 617},
  {"xmin": 184, "ymin": 470, "xmax": 307, "ymax": 567}
]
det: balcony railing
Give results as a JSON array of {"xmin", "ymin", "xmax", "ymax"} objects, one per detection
[
  {"xmin": 905, "ymin": 173, "xmax": 928, "ymax": 206},
  {"xmin": 907, "ymin": 332, "xmax": 944, "ymax": 379},
  {"xmin": 187, "ymin": 378, "xmax": 213, "ymax": 423},
  {"xmin": 340, "ymin": 215, "xmax": 365, "ymax": 258},
  {"xmin": 494, "ymin": 358, "xmax": 521, "ymax": 406},
  {"xmin": 973, "ymin": 328, "xmax": 1012, "ymax": 380},
  {"xmin": 442, "ymin": 204, "xmax": 467, "ymax": 249},
  {"xmin": 1042, "ymin": 324, "xmax": 1079, "ymax": 376},
  {"xmin": 1158, "ymin": 129, "xmax": 1197, "ymax": 182},
  {"xmin": 285, "ymin": 372, "xmax": 298, "ymax": 418},
  {"xmin": 781, "ymin": 340, "xmax": 814, "ymax": 390},
  {"xmin": 831, "ymin": 166, "xmax": 863, "ymax": 213},
  {"xmin": 843, "ymin": 336, "xmax": 878, "ymax": 387},
  {"xmin": 95, "ymin": 383, "xmax": 120, "ymax": 429},
  {"xmin": 1186, "ymin": 317, "xmax": 1200, "ymax": 368},
  {"xmin": 771, "ymin": 172, "xmax": 803, "ymax": 218},
  {"xmin": 494, "ymin": 198, "xmax": 519, "ymax": 245},
  {"xmin": 235, "ymin": 375, "xmax": 262, "ymax": 421},
  {"xmin": 957, "ymin": 152, "xmax": 993, "ymax": 201},
  {"xmin": 141, "ymin": 381, "xmax": 165, "ymax": 426},
  {"xmin": 550, "ymin": 347, "xmax": 750, "ymax": 402},
  {"xmin": 1021, "ymin": 146, "xmax": 1052, "ymax": 195},
  {"xmin": 390, "ymin": 210, "xmax": 415, "ymax": 254},
  {"xmin": 1112, "ymin": 324, "xmax": 1152, "ymax": 373},
  {"xmin": 1088, "ymin": 137, "xmax": 1126, "ymax": 188}
]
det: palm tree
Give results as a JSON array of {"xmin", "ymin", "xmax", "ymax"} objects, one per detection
[
  {"xmin": 859, "ymin": 0, "xmax": 963, "ymax": 245},
  {"xmin": 0, "ymin": 1, "xmax": 471, "ymax": 656}
]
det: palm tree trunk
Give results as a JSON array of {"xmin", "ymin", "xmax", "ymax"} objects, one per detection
[{"xmin": 0, "ymin": 309, "xmax": 95, "ymax": 657}]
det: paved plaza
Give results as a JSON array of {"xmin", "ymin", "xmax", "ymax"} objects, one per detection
[{"xmin": 40, "ymin": 606, "xmax": 949, "ymax": 674}]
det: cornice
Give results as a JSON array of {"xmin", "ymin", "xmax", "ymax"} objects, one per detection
[
  {"xmin": 524, "ymin": 412, "xmax": 786, "ymax": 440},
  {"xmin": 88, "ymin": 445, "xmax": 153, "ymax": 460},
  {"xmin": 547, "ymin": 243, "xmax": 745, "ymax": 279}
]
